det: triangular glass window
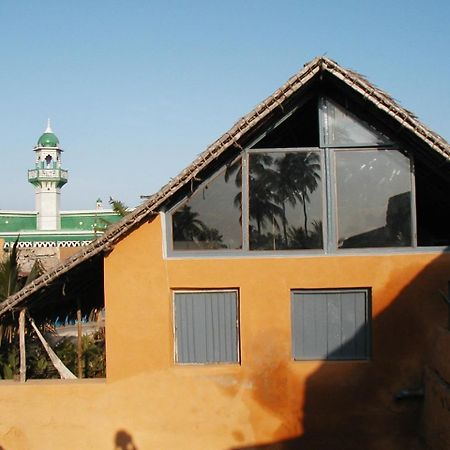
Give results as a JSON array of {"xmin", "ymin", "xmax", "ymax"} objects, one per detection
[
  {"xmin": 171, "ymin": 159, "xmax": 242, "ymax": 250},
  {"xmin": 320, "ymin": 98, "xmax": 392, "ymax": 147},
  {"xmin": 251, "ymin": 96, "xmax": 319, "ymax": 148}
]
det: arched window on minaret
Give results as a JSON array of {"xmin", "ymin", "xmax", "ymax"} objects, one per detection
[{"xmin": 45, "ymin": 154, "xmax": 52, "ymax": 168}]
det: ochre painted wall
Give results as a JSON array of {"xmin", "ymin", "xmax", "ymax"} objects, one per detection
[
  {"xmin": 423, "ymin": 327, "xmax": 450, "ymax": 450},
  {"xmin": 1, "ymin": 215, "xmax": 449, "ymax": 450}
]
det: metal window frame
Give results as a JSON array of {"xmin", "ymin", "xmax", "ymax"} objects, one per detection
[
  {"xmin": 166, "ymin": 155, "xmax": 244, "ymax": 254},
  {"xmin": 163, "ymin": 96, "xmax": 433, "ymax": 258},
  {"xmin": 318, "ymin": 96, "xmax": 394, "ymax": 149},
  {"xmin": 245, "ymin": 147, "xmax": 326, "ymax": 252},
  {"xmin": 331, "ymin": 147, "xmax": 416, "ymax": 251}
]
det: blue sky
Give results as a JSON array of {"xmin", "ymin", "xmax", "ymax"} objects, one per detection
[{"xmin": 1, "ymin": 0, "xmax": 449, "ymax": 210}]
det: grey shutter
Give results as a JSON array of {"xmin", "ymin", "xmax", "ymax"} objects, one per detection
[
  {"xmin": 291, "ymin": 289, "xmax": 370, "ymax": 360},
  {"xmin": 174, "ymin": 291, "xmax": 238, "ymax": 363}
]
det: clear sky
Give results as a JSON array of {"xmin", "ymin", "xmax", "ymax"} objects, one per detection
[{"xmin": 1, "ymin": 0, "xmax": 449, "ymax": 211}]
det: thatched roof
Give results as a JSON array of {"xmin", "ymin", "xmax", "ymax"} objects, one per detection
[{"xmin": 1, "ymin": 56, "xmax": 449, "ymax": 317}]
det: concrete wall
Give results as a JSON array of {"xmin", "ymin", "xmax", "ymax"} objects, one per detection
[
  {"xmin": 1, "ymin": 215, "xmax": 449, "ymax": 449},
  {"xmin": 423, "ymin": 327, "xmax": 450, "ymax": 450}
]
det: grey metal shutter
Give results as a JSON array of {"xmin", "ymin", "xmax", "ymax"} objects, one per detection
[
  {"xmin": 174, "ymin": 291, "xmax": 239, "ymax": 363},
  {"xmin": 291, "ymin": 289, "xmax": 370, "ymax": 360}
]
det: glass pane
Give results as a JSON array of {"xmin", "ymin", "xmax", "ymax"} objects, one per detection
[
  {"xmin": 322, "ymin": 98, "xmax": 391, "ymax": 147},
  {"xmin": 415, "ymin": 159, "xmax": 450, "ymax": 246},
  {"xmin": 172, "ymin": 159, "xmax": 242, "ymax": 250},
  {"xmin": 336, "ymin": 149, "xmax": 412, "ymax": 248},
  {"xmin": 252, "ymin": 97, "xmax": 319, "ymax": 148},
  {"xmin": 249, "ymin": 151, "xmax": 323, "ymax": 250}
]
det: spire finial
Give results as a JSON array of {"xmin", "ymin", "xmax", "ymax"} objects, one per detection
[{"xmin": 45, "ymin": 118, "xmax": 52, "ymax": 133}]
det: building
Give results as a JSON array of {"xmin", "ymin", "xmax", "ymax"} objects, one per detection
[
  {"xmin": 0, "ymin": 57, "xmax": 449, "ymax": 449},
  {"xmin": 0, "ymin": 121, "xmax": 122, "ymax": 269}
]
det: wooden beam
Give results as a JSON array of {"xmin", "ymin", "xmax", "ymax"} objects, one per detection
[
  {"xmin": 77, "ymin": 308, "xmax": 83, "ymax": 378},
  {"xmin": 19, "ymin": 309, "xmax": 26, "ymax": 383}
]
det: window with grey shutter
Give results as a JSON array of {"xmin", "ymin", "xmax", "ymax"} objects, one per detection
[
  {"xmin": 174, "ymin": 290, "xmax": 239, "ymax": 364},
  {"xmin": 291, "ymin": 289, "xmax": 370, "ymax": 360}
]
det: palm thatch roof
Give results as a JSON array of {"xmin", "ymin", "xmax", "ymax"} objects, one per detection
[{"xmin": 1, "ymin": 56, "xmax": 449, "ymax": 317}]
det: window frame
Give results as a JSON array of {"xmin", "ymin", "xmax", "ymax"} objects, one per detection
[
  {"xmin": 331, "ymin": 147, "xmax": 417, "ymax": 251},
  {"xmin": 163, "ymin": 96, "xmax": 447, "ymax": 257},
  {"xmin": 245, "ymin": 147, "xmax": 326, "ymax": 253},
  {"xmin": 167, "ymin": 157, "xmax": 243, "ymax": 253},
  {"xmin": 172, "ymin": 289, "xmax": 241, "ymax": 365}
]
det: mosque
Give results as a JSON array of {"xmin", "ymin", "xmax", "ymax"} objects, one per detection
[{"xmin": 0, "ymin": 121, "xmax": 122, "ymax": 269}]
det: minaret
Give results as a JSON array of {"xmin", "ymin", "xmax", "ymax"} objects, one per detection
[{"xmin": 28, "ymin": 120, "xmax": 68, "ymax": 230}]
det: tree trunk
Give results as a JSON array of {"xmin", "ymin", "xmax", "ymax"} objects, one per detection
[{"xmin": 302, "ymin": 193, "xmax": 309, "ymax": 237}]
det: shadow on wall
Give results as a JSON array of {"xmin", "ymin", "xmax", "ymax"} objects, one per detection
[
  {"xmin": 114, "ymin": 429, "xmax": 138, "ymax": 450},
  {"xmin": 231, "ymin": 252, "xmax": 450, "ymax": 450}
]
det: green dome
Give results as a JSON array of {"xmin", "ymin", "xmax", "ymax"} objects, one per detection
[{"xmin": 37, "ymin": 132, "xmax": 59, "ymax": 148}]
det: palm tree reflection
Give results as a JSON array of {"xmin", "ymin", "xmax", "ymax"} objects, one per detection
[{"xmin": 249, "ymin": 151, "xmax": 322, "ymax": 250}]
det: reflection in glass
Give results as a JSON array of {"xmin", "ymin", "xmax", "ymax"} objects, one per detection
[
  {"xmin": 323, "ymin": 98, "xmax": 391, "ymax": 147},
  {"xmin": 337, "ymin": 150, "xmax": 412, "ymax": 248},
  {"xmin": 172, "ymin": 159, "xmax": 242, "ymax": 250},
  {"xmin": 249, "ymin": 151, "xmax": 323, "ymax": 250}
]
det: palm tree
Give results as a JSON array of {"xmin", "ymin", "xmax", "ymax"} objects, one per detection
[
  {"xmin": 285, "ymin": 152, "xmax": 321, "ymax": 238},
  {"xmin": 248, "ymin": 154, "xmax": 284, "ymax": 249},
  {"xmin": 0, "ymin": 239, "xmax": 43, "ymax": 379},
  {"xmin": 109, "ymin": 197, "xmax": 129, "ymax": 217},
  {"xmin": 94, "ymin": 197, "xmax": 130, "ymax": 233},
  {"xmin": 275, "ymin": 153, "xmax": 303, "ymax": 246},
  {"xmin": 197, "ymin": 226, "xmax": 225, "ymax": 249},
  {"xmin": 172, "ymin": 205, "xmax": 206, "ymax": 247},
  {"xmin": 224, "ymin": 158, "xmax": 243, "ymax": 223},
  {"xmin": 0, "ymin": 239, "xmax": 42, "ymax": 301}
]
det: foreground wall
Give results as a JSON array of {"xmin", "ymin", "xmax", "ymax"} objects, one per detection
[
  {"xmin": 423, "ymin": 327, "xmax": 450, "ymax": 450},
  {"xmin": 1, "ymin": 216, "xmax": 449, "ymax": 450}
]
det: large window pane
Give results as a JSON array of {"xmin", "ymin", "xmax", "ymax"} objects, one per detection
[
  {"xmin": 336, "ymin": 149, "xmax": 412, "ymax": 248},
  {"xmin": 249, "ymin": 151, "xmax": 323, "ymax": 250},
  {"xmin": 172, "ymin": 160, "xmax": 242, "ymax": 250},
  {"xmin": 415, "ymin": 158, "xmax": 450, "ymax": 246},
  {"xmin": 322, "ymin": 98, "xmax": 391, "ymax": 147}
]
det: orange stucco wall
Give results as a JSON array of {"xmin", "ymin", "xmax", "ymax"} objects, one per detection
[
  {"xmin": 1, "ymin": 215, "xmax": 449, "ymax": 449},
  {"xmin": 423, "ymin": 327, "xmax": 450, "ymax": 450}
]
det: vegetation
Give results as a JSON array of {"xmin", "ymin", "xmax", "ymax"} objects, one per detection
[
  {"xmin": 109, "ymin": 196, "xmax": 129, "ymax": 218},
  {"xmin": 0, "ymin": 239, "xmax": 105, "ymax": 380},
  {"xmin": 94, "ymin": 196, "xmax": 130, "ymax": 233},
  {"xmin": 0, "ymin": 239, "xmax": 42, "ymax": 301},
  {"xmin": 172, "ymin": 206, "xmax": 225, "ymax": 249},
  {"xmin": 172, "ymin": 151, "xmax": 323, "ymax": 251},
  {"xmin": 246, "ymin": 151, "xmax": 322, "ymax": 250},
  {"xmin": 0, "ymin": 330, "xmax": 105, "ymax": 380}
]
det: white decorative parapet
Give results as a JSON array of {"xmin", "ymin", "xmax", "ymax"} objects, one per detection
[{"xmin": 28, "ymin": 169, "xmax": 68, "ymax": 181}]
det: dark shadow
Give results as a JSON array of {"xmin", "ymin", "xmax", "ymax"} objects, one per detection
[
  {"xmin": 114, "ymin": 429, "xmax": 138, "ymax": 450},
  {"xmin": 341, "ymin": 192, "xmax": 411, "ymax": 248},
  {"xmin": 231, "ymin": 252, "xmax": 450, "ymax": 449}
]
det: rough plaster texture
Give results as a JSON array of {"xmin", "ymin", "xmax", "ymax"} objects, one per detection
[
  {"xmin": 1, "ymin": 216, "xmax": 449, "ymax": 449},
  {"xmin": 423, "ymin": 328, "xmax": 450, "ymax": 450}
]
